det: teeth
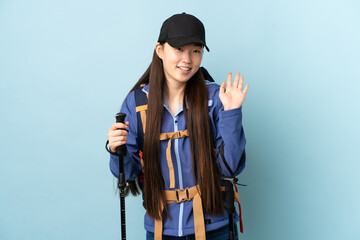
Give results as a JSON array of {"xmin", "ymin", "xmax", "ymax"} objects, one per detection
[{"xmin": 179, "ymin": 67, "xmax": 190, "ymax": 71}]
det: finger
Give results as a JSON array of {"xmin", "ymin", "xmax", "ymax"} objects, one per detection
[
  {"xmin": 227, "ymin": 73, "xmax": 232, "ymax": 88},
  {"xmin": 110, "ymin": 123, "xmax": 118, "ymax": 131},
  {"xmin": 110, "ymin": 136, "xmax": 128, "ymax": 143},
  {"xmin": 238, "ymin": 75, "xmax": 244, "ymax": 89},
  {"xmin": 115, "ymin": 122, "xmax": 128, "ymax": 129},
  {"xmin": 234, "ymin": 72, "xmax": 240, "ymax": 88},
  {"xmin": 108, "ymin": 129, "xmax": 128, "ymax": 139},
  {"xmin": 113, "ymin": 129, "xmax": 128, "ymax": 136},
  {"xmin": 109, "ymin": 136, "xmax": 128, "ymax": 145},
  {"xmin": 219, "ymin": 82, "xmax": 226, "ymax": 94},
  {"xmin": 243, "ymin": 84, "xmax": 249, "ymax": 95},
  {"xmin": 110, "ymin": 141, "xmax": 127, "ymax": 152},
  {"xmin": 110, "ymin": 122, "xmax": 128, "ymax": 131}
]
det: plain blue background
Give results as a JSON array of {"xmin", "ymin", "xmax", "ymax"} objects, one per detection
[{"xmin": 1, "ymin": 0, "xmax": 359, "ymax": 239}]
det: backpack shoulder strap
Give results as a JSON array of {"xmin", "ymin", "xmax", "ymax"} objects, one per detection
[{"xmin": 201, "ymin": 66, "xmax": 215, "ymax": 82}]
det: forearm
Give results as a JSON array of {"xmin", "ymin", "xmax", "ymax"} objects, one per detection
[{"xmin": 216, "ymin": 106, "xmax": 246, "ymax": 176}]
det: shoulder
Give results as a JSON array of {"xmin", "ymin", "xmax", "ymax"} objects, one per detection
[
  {"xmin": 125, "ymin": 84, "xmax": 148, "ymax": 105},
  {"xmin": 122, "ymin": 85, "xmax": 145, "ymax": 112},
  {"xmin": 121, "ymin": 90, "xmax": 136, "ymax": 113},
  {"xmin": 205, "ymin": 80, "xmax": 222, "ymax": 112},
  {"xmin": 205, "ymin": 80, "xmax": 221, "ymax": 106},
  {"xmin": 205, "ymin": 80, "xmax": 220, "ymax": 96}
]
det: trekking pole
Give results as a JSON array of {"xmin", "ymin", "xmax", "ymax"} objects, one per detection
[{"xmin": 115, "ymin": 113, "xmax": 127, "ymax": 240}]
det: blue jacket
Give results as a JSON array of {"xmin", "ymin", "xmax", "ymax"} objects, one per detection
[{"xmin": 109, "ymin": 80, "xmax": 246, "ymax": 236}]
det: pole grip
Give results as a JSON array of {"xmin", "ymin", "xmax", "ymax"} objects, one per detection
[{"xmin": 115, "ymin": 113, "xmax": 127, "ymax": 155}]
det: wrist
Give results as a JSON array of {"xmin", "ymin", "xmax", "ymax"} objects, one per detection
[
  {"xmin": 223, "ymin": 105, "xmax": 241, "ymax": 111},
  {"xmin": 105, "ymin": 140, "xmax": 118, "ymax": 155}
]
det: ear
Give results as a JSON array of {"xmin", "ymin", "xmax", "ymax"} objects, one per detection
[{"xmin": 155, "ymin": 43, "xmax": 164, "ymax": 59}]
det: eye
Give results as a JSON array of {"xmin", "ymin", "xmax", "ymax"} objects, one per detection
[
  {"xmin": 193, "ymin": 49, "xmax": 201, "ymax": 53},
  {"xmin": 177, "ymin": 47, "xmax": 183, "ymax": 51}
]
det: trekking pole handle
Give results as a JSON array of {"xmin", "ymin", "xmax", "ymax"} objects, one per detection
[
  {"xmin": 115, "ymin": 112, "xmax": 127, "ymax": 156},
  {"xmin": 115, "ymin": 112, "xmax": 126, "ymax": 124}
]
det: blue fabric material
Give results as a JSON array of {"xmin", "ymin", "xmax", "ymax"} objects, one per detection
[
  {"xmin": 109, "ymin": 80, "xmax": 246, "ymax": 236},
  {"xmin": 146, "ymin": 224, "xmax": 238, "ymax": 240}
]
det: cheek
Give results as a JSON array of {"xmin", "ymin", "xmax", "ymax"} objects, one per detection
[
  {"xmin": 163, "ymin": 55, "xmax": 179, "ymax": 69},
  {"xmin": 193, "ymin": 55, "xmax": 203, "ymax": 67}
]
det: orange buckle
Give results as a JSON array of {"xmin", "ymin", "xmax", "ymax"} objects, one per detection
[{"xmin": 175, "ymin": 188, "xmax": 189, "ymax": 203}]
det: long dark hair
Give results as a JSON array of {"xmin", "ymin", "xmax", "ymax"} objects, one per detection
[{"xmin": 125, "ymin": 46, "xmax": 224, "ymax": 220}]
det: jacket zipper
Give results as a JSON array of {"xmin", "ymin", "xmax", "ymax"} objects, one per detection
[{"xmin": 174, "ymin": 115, "xmax": 184, "ymax": 236}]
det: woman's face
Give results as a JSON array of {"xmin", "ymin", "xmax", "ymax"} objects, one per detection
[{"xmin": 156, "ymin": 42, "xmax": 203, "ymax": 86}]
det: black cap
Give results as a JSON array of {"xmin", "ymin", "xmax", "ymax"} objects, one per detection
[{"xmin": 158, "ymin": 12, "xmax": 210, "ymax": 52}]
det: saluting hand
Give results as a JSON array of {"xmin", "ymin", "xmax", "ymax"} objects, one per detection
[{"xmin": 219, "ymin": 72, "xmax": 249, "ymax": 111}]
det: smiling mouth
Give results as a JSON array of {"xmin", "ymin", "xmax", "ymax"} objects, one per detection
[{"xmin": 177, "ymin": 66, "xmax": 191, "ymax": 71}]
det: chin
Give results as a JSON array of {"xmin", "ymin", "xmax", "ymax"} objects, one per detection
[{"xmin": 180, "ymin": 76, "xmax": 194, "ymax": 83}]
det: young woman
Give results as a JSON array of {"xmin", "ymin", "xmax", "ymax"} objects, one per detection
[{"xmin": 107, "ymin": 13, "xmax": 248, "ymax": 240}]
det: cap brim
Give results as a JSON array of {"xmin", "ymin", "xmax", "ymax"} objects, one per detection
[{"xmin": 167, "ymin": 37, "xmax": 210, "ymax": 52}]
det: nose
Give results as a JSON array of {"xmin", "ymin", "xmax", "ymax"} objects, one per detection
[{"xmin": 181, "ymin": 50, "xmax": 191, "ymax": 64}]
